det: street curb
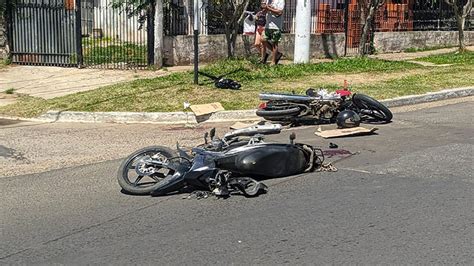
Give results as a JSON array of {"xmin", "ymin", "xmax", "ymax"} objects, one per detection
[
  {"xmin": 1, "ymin": 87, "xmax": 472, "ymax": 124},
  {"xmin": 379, "ymin": 87, "xmax": 473, "ymax": 107}
]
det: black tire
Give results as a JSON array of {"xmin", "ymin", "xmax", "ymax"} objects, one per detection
[
  {"xmin": 256, "ymin": 106, "xmax": 301, "ymax": 118},
  {"xmin": 352, "ymin": 94, "xmax": 393, "ymax": 122},
  {"xmin": 117, "ymin": 146, "xmax": 178, "ymax": 195}
]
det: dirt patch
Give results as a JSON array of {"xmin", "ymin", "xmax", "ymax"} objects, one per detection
[
  {"xmin": 0, "ymin": 92, "xmax": 19, "ymax": 100},
  {"xmin": 0, "ymin": 92, "xmax": 20, "ymax": 106}
]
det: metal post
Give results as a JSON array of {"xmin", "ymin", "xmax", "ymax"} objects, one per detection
[
  {"xmin": 193, "ymin": 0, "xmax": 199, "ymax": 84},
  {"xmin": 147, "ymin": 4, "xmax": 155, "ymax": 66},
  {"xmin": 343, "ymin": 0, "xmax": 350, "ymax": 56},
  {"xmin": 294, "ymin": 0, "xmax": 311, "ymax": 64},
  {"xmin": 75, "ymin": 0, "xmax": 83, "ymax": 67},
  {"xmin": 437, "ymin": 0, "xmax": 442, "ymax": 30}
]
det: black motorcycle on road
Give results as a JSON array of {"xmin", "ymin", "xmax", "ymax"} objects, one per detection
[
  {"xmin": 256, "ymin": 89, "xmax": 393, "ymax": 125},
  {"xmin": 117, "ymin": 127, "xmax": 323, "ymax": 197}
]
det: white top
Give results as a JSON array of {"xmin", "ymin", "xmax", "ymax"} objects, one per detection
[{"xmin": 265, "ymin": 0, "xmax": 285, "ymax": 30}]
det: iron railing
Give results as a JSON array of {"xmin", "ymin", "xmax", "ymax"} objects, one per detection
[{"xmin": 163, "ymin": 0, "xmax": 473, "ymax": 36}]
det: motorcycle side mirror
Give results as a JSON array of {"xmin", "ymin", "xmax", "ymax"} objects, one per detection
[
  {"xmin": 289, "ymin": 133, "xmax": 296, "ymax": 144},
  {"xmin": 204, "ymin": 132, "xmax": 209, "ymax": 144},
  {"xmin": 210, "ymin": 128, "xmax": 216, "ymax": 140}
]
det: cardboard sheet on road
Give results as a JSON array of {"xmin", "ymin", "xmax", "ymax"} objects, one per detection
[
  {"xmin": 190, "ymin": 102, "xmax": 225, "ymax": 116},
  {"xmin": 315, "ymin": 127, "xmax": 378, "ymax": 138}
]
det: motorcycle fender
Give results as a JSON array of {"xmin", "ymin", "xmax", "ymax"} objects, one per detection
[{"xmin": 150, "ymin": 171, "xmax": 186, "ymax": 196}]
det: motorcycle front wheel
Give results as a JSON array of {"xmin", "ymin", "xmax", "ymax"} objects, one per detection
[
  {"xmin": 117, "ymin": 146, "xmax": 178, "ymax": 195},
  {"xmin": 352, "ymin": 94, "xmax": 393, "ymax": 122}
]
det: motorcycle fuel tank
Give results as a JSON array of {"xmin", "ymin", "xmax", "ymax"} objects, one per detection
[{"xmin": 215, "ymin": 144, "xmax": 308, "ymax": 178}]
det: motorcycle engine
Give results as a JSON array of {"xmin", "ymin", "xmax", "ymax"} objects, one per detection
[{"xmin": 317, "ymin": 104, "xmax": 335, "ymax": 120}]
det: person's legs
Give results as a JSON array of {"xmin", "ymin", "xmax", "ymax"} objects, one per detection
[
  {"xmin": 272, "ymin": 43, "xmax": 278, "ymax": 65},
  {"xmin": 260, "ymin": 41, "xmax": 269, "ymax": 64},
  {"xmin": 270, "ymin": 30, "xmax": 283, "ymax": 65},
  {"xmin": 261, "ymin": 29, "xmax": 275, "ymax": 63}
]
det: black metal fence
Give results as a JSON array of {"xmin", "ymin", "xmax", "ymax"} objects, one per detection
[
  {"xmin": 80, "ymin": 0, "xmax": 149, "ymax": 69},
  {"xmin": 164, "ymin": 0, "xmax": 473, "ymax": 35},
  {"xmin": 9, "ymin": 0, "xmax": 150, "ymax": 69},
  {"xmin": 7, "ymin": 0, "xmax": 473, "ymax": 69},
  {"xmin": 10, "ymin": 0, "xmax": 78, "ymax": 66}
]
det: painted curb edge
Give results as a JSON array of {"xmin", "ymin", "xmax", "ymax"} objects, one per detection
[{"xmin": 1, "ymin": 87, "xmax": 472, "ymax": 125}]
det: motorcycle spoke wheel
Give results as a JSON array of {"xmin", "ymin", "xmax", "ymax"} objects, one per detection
[{"xmin": 118, "ymin": 146, "xmax": 178, "ymax": 195}]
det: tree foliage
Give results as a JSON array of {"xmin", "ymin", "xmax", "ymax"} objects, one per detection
[
  {"xmin": 207, "ymin": 0, "xmax": 250, "ymax": 58},
  {"xmin": 111, "ymin": 0, "xmax": 153, "ymax": 29},
  {"xmin": 1, "ymin": 0, "xmax": 10, "ymax": 14}
]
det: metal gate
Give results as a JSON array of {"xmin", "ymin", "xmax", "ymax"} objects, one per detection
[
  {"xmin": 10, "ymin": 0, "xmax": 78, "ymax": 66},
  {"xmin": 79, "ymin": 0, "xmax": 151, "ymax": 69},
  {"xmin": 9, "ymin": 0, "xmax": 152, "ymax": 69}
]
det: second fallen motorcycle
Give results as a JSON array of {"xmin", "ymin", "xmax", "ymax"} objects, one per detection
[{"xmin": 256, "ymin": 88, "xmax": 392, "ymax": 125}]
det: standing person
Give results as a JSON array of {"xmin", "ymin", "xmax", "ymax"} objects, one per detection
[
  {"xmin": 261, "ymin": 0, "xmax": 285, "ymax": 65},
  {"xmin": 254, "ymin": 9, "xmax": 267, "ymax": 52}
]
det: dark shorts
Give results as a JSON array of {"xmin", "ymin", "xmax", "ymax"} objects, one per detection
[{"xmin": 263, "ymin": 29, "xmax": 282, "ymax": 44}]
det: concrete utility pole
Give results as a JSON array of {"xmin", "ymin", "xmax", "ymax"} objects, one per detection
[
  {"xmin": 294, "ymin": 0, "xmax": 311, "ymax": 64},
  {"xmin": 154, "ymin": 0, "xmax": 164, "ymax": 68},
  {"xmin": 193, "ymin": 0, "xmax": 200, "ymax": 84}
]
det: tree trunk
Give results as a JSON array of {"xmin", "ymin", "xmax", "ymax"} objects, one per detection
[
  {"xmin": 230, "ymin": 21, "xmax": 239, "ymax": 57},
  {"xmin": 358, "ymin": 5, "xmax": 376, "ymax": 56},
  {"xmin": 445, "ymin": 0, "xmax": 473, "ymax": 52},
  {"xmin": 457, "ymin": 16, "xmax": 465, "ymax": 51},
  {"xmin": 154, "ymin": 0, "xmax": 164, "ymax": 68},
  {"xmin": 225, "ymin": 24, "xmax": 234, "ymax": 57}
]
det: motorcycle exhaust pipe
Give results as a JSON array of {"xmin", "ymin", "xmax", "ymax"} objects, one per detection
[
  {"xmin": 223, "ymin": 124, "xmax": 282, "ymax": 140},
  {"xmin": 259, "ymin": 92, "xmax": 317, "ymax": 102},
  {"xmin": 259, "ymin": 92, "xmax": 342, "ymax": 102}
]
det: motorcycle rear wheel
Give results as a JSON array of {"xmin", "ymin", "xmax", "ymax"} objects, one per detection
[
  {"xmin": 352, "ymin": 94, "xmax": 393, "ymax": 122},
  {"xmin": 117, "ymin": 146, "xmax": 178, "ymax": 195},
  {"xmin": 256, "ymin": 106, "xmax": 300, "ymax": 121}
]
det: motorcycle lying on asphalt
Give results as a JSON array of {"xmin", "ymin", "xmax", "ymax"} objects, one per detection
[
  {"xmin": 256, "ymin": 88, "xmax": 393, "ymax": 125},
  {"xmin": 117, "ymin": 125, "xmax": 323, "ymax": 197}
]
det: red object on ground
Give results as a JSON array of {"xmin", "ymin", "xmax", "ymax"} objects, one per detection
[
  {"xmin": 335, "ymin": 90, "xmax": 352, "ymax": 97},
  {"xmin": 258, "ymin": 102, "xmax": 267, "ymax": 109}
]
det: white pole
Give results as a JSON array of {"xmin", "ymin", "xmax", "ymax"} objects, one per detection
[
  {"xmin": 194, "ymin": 0, "xmax": 200, "ymax": 31},
  {"xmin": 154, "ymin": 0, "xmax": 164, "ymax": 68},
  {"xmin": 294, "ymin": 0, "xmax": 311, "ymax": 64},
  {"xmin": 193, "ymin": 0, "xmax": 200, "ymax": 84}
]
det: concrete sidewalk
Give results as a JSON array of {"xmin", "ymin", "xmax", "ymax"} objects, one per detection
[
  {"xmin": 370, "ymin": 45, "xmax": 474, "ymax": 62},
  {"xmin": 0, "ymin": 65, "xmax": 193, "ymax": 106}
]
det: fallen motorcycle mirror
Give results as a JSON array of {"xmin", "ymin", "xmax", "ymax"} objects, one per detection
[{"xmin": 117, "ymin": 129, "xmax": 324, "ymax": 198}]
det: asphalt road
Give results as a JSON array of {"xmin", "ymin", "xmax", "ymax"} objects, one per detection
[{"xmin": 1, "ymin": 101, "xmax": 473, "ymax": 264}]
